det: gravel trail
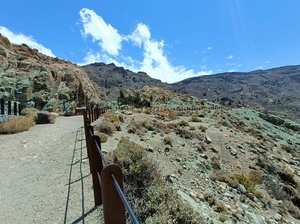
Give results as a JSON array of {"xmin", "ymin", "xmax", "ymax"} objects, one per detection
[{"xmin": 0, "ymin": 116, "xmax": 103, "ymax": 224}]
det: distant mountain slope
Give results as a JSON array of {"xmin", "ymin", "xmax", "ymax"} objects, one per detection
[
  {"xmin": 82, "ymin": 63, "xmax": 166, "ymax": 100},
  {"xmin": 83, "ymin": 62, "xmax": 300, "ymax": 122},
  {"xmin": 167, "ymin": 66, "xmax": 300, "ymax": 122}
]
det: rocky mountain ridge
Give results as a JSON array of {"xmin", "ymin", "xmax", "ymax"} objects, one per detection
[
  {"xmin": 83, "ymin": 63, "xmax": 300, "ymax": 122},
  {"xmin": 0, "ymin": 34, "xmax": 103, "ymax": 113}
]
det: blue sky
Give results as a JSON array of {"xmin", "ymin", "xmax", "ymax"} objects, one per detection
[{"xmin": 0, "ymin": 1, "xmax": 299, "ymax": 83}]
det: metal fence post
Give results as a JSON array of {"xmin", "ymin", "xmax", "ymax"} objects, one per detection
[
  {"xmin": 101, "ymin": 164, "xmax": 126, "ymax": 224},
  {"xmin": 8, "ymin": 100, "xmax": 11, "ymax": 115},
  {"xmin": 13, "ymin": 102, "xmax": 17, "ymax": 115},
  {"xmin": 89, "ymin": 135, "xmax": 103, "ymax": 206},
  {"xmin": 0, "ymin": 99, "xmax": 4, "ymax": 115}
]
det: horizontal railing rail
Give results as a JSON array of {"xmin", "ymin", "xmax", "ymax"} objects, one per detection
[{"xmin": 83, "ymin": 108, "xmax": 139, "ymax": 224}]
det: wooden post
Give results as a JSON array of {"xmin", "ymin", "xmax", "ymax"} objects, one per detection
[
  {"xmin": 0, "ymin": 99, "xmax": 4, "ymax": 115},
  {"xmin": 89, "ymin": 135, "xmax": 103, "ymax": 206},
  {"xmin": 13, "ymin": 102, "xmax": 17, "ymax": 115},
  {"xmin": 101, "ymin": 164, "xmax": 126, "ymax": 224},
  {"xmin": 8, "ymin": 100, "xmax": 11, "ymax": 115}
]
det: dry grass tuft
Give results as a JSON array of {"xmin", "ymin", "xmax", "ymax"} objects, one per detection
[{"xmin": 1, "ymin": 117, "xmax": 34, "ymax": 134}]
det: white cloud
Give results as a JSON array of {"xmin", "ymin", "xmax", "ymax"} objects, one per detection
[
  {"xmin": 207, "ymin": 46, "xmax": 212, "ymax": 50},
  {"xmin": 255, "ymin": 66, "xmax": 264, "ymax": 70},
  {"xmin": 228, "ymin": 69, "xmax": 235, "ymax": 72},
  {"xmin": 265, "ymin": 61, "xmax": 270, "ymax": 64},
  {"xmin": 226, "ymin": 55, "xmax": 233, "ymax": 59},
  {"xmin": 79, "ymin": 9, "xmax": 212, "ymax": 83},
  {"xmin": 79, "ymin": 8, "xmax": 122, "ymax": 56},
  {"xmin": 0, "ymin": 26, "xmax": 55, "ymax": 57}
]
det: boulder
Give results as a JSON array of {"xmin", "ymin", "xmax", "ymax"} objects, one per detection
[{"xmin": 36, "ymin": 111, "xmax": 50, "ymax": 124}]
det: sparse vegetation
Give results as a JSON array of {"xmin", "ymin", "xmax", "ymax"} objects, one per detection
[
  {"xmin": 1, "ymin": 117, "xmax": 34, "ymax": 134},
  {"xmin": 109, "ymin": 137, "xmax": 203, "ymax": 223}
]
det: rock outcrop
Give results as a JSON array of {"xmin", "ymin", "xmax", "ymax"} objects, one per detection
[
  {"xmin": 0, "ymin": 34, "xmax": 103, "ymax": 113},
  {"xmin": 118, "ymin": 85, "xmax": 204, "ymax": 108}
]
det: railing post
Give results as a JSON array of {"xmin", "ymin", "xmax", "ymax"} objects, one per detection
[
  {"xmin": 0, "ymin": 99, "xmax": 4, "ymax": 115},
  {"xmin": 8, "ymin": 100, "xmax": 11, "ymax": 115},
  {"xmin": 18, "ymin": 103, "xmax": 22, "ymax": 115},
  {"xmin": 13, "ymin": 102, "xmax": 17, "ymax": 115},
  {"xmin": 101, "ymin": 164, "xmax": 126, "ymax": 224},
  {"xmin": 89, "ymin": 135, "xmax": 103, "ymax": 206}
]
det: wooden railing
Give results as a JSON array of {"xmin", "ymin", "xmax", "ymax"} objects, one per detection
[
  {"xmin": 83, "ymin": 108, "xmax": 139, "ymax": 224},
  {"xmin": 0, "ymin": 99, "xmax": 22, "ymax": 116}
]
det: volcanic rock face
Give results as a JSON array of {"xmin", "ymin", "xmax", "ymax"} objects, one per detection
[
  {"xmin": 118, "ymin": 85, "xmax": 203, "ymax": 108},
  {"xmin": 0, "ymin": 34, "xmax": 103, "ymax": 112}
]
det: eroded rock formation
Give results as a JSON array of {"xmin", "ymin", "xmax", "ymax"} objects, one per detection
[{"xmin": 0, "ymin": 34, "xmax": 103, "ymax": 113}]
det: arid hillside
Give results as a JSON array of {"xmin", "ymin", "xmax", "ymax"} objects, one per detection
[{"xmin": 0, "ymin": 34, "xmax": 103, "ymax": 113}]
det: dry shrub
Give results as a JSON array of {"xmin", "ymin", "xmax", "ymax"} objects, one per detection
[
  {"xmin": 95, "ymin": 120, "xmax": 116, "ymax": 135},
  {"xmin": 248, "ymin": 170, "xmax": 264, "ymax": 184},
  {"xmin": 1, "ymin": 117, "xmax": 34, "ymax": 134},
  {"xmin": 178, "ymin": 120, "xmax": 189, "ymax": 127},
  {"xmin": 21, "ymin": 108, "xmax": 39, "ymax": 122},
  {"xmin": 109, "ymin": 137, "xmax": 203, "ymax": 223},
  {"xmin": 96, "ymin": 132, "xmax": 108, "ymax": 143},
  {"xmin": 141, "ymin": 120, "xmax": 155, "ymax": 131},
  {"xmin": 189, "ymin": 114, "xmax": 201, "ymax": 122},
  {"xmin": 158, "ymin": 109, "xmax": 178, "ymax": 120},
  {"xmin": 144, "ymin": 108, "xmax": 151, "ymax": 114},
  {"xmin": 211, "ymin": 156, "xmax": 221, "ymax": 170}
]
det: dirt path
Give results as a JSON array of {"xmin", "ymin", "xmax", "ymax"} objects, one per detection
[{"xmin": 0, "ymin": 116, "xmax": 103, "ymax": 224}]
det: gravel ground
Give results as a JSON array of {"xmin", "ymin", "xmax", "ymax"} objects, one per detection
[{"xmin": 0, "ymin": 116, "xmax": 103, "ymax": 224}]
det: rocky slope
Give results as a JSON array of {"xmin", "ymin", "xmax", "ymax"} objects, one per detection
[
  {"xmin": 97, "ymin": 86, "xmax": 300, "ymax": 223},
  {"xmin": 0, "ymin": 34, "xmax": 103, "ymax": 113},
  {"xmin": 82, "ymin": 62, "xmax": 166, "ymax": 101},
  {"xmin": 83, "ymin": 63, "xmax": 300, "ymax": 122}
]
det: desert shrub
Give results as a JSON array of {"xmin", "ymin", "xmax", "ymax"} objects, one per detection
[
  {"xmin": 144, "ymin": 108, "xmax": 151, "ymax": 114},
  {"xmin": 96, "ymin": 132, "xmax": 108, "ymax": 143},
  {"xmin": 146, "ymin": 185, "xmax": 203, "ymax": 223},
  {"xmin": 248, "ymin": 170, "xmax": 264, "ymax": 184},
  {"xmin": 166, "ymin": 122, "xmax": 179, "ymax": 130},
  {"xmin": 213, "ymin": 172, "xmax": 239, "ymax": 188},
  {"xmin": 204, "ymin": 193, "xmax": 217, "ymax": 206},
  {"xmin": 277, "ymin": 168, "xmax": 297, "ymax": 186},
  {"xmin": 189, "ymin": 114, "xmax": 201, "ymax": 122},
  {"xmin": 219, "ymin": 212, "xmax": 228, "ymax": 222},
  {"xmin": 95, "ymin": 120, "xmax": 115, "ymax": 135},
  {"xmin": 141, "ymin": 120, "xmax": 155, "ymax": 131},
  {"xmin": 163, "ymin": 136, "xmax": 172, "ymax": 145},
  {"xmin": 178, "ymin": 120, "xmax": 189, "ymax": 127},
  {"xmin": 127, "ymin": 121, "xmax": 140, "ymax": 134},
  {"xmin": 109, "ymin": 115, "xmax": 120, "ymax": 123},
  {"xmin": 176, "ymin": 128, "xmax": 195, "ymax": 139},
  {"xmin": 110, "ymin": 137, "xmax": 203, "ymax": 223},
  {"xmin": 1, "ymin": 117, "xmax": 34, "ymax": 134},
  {"xmin": 235, "ymin": 174, "xmax": 256, "ymax": 193},
  {"xmin": 21, "ymin": 108, "xmax": 39, "ymax": 122},
  {"xmin": 189, "ymin": 125, "xmax": 196, "ymax": 130},
  {"xmin": 164, "ymin": 128, "xmax": 171, "ymax": 134},
  {"xmin": 211, "ymin": 156, "xmax": 221, "ymax": 170},
  {"xmin": 256, "ymin": 155, "xmax": 276, "ymax": 174}
]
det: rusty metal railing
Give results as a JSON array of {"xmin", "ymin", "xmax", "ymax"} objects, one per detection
[{"xmin": 83, "ymin": 108, "xmax": 139, "ymax": 224}]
